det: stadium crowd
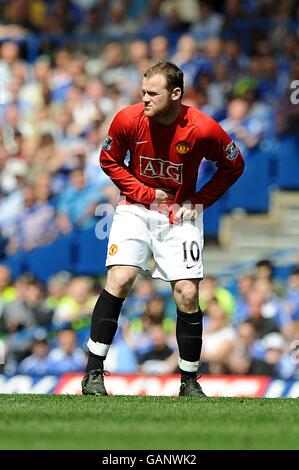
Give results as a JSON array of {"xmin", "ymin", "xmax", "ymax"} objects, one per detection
[{"xmin": 0, "ymin": 0, "xmax": 299, "ymax": 378}]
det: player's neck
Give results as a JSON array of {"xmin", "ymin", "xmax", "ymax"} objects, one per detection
[{"xmin": 152, "ymin": 103, "xmax": 181, "ymax": 126}]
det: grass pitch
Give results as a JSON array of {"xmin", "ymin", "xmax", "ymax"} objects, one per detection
[{"xmin": 0, "ymin": 394, "xmax": 299, "ymax": 450}]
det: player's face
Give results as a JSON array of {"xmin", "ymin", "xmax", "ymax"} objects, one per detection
[{"xmin": 141, "ymin": 75, "xmax": 173, "ymax": 118}]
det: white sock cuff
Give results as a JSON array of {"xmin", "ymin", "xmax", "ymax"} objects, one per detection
[
  {"xmin": 179, "ymin": 357, "xmax": 199, "ymax": 373},
  {"xmin": 87, "ymin": 338, "xmax": 110, "ymax": 357}
]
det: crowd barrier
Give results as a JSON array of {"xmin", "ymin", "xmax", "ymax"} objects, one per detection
[{"xmin": 0, "ymin": 373, "xmax": 298, "ymax": 398}]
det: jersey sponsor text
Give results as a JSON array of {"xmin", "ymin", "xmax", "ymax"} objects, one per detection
[{"xmin": 140, "ymin": 156, "xmax": 183, "ymax": 184}]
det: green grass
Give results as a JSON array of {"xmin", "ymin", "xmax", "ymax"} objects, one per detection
[{"xmin": 0, "ymin": 394, "xmax": 299, "ymax": 450}]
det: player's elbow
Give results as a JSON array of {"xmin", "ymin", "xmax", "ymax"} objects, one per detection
[
  {"xmin": 226, "ymin": 155, "xmax": 245, "ymax": 186},
  {"xmin": 99, "ymin": 152, "xmax": 111, "ymax": 172}
]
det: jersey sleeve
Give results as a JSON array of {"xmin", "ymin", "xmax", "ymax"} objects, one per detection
[
  {"xmin": 190, "ymin": 119, "xmax": 245, "ymax": 209},
  {"xmin": 99, "ymin": 110, "xmax": 156, "ymax": 205}
]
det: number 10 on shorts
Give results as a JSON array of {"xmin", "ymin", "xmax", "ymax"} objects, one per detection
[{"xmin": 183, "ymin": 241, "xmax": 200, "ymax": 266}]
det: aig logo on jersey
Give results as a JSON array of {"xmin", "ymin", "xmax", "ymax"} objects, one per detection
[
  {"xmin": 176, "ymin": 141, "xmax": 191, "ymax": 154},
  {"xmin": 226, "ymin": 141, "xmax": 239, "ymax": 160},
  {"xmin": 140, "ymin": 156, "xmax": 183, "ymax": 184}
]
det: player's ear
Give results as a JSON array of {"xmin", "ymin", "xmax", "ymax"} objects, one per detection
[{"xmin": 171, "ymin": 87, "xmax": 182, "ymax": 102}]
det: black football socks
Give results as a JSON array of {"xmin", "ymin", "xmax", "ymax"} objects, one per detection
[
  {"xmin": 86, "ymin": 289, "xmax": 125, "ymax": 372},
  {"xmin": 176, "ymin": 308, "xmax": 203, "ymax": 381}
]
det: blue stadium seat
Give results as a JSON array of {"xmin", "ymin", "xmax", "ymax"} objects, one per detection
[
  {"xmin": 2, "ymin": 252, "xmax": 26, "ymax": 280},
  {"xmin": 273, "ymin": 264, "xmax": 295, "ymax": 280},
  {"xmin": 223, "ymin": 147, "xmax": 276, "ymax": 213},
  {"xmin": 276, "ymin": 137, "xmax": 299, "ymax": 189},
  {"xmin": 204, "ymin": 199, "xmax": 224, "ymax": 239},
  {"xmin": 72, "ymin": 228, "xmax": 108, "ymax": 276},
  {"xmin": 26, "ymin": 234, "xmax": 73, "ymax": 282}
]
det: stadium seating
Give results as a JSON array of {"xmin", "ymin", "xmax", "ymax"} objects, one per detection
[
  {"xmin": 276, "ymin": 136, "xmax": 299, "ymax": 190},
  {"xmin": 2, "ymin": 230, "xmax": 108, "ymax": 282}
]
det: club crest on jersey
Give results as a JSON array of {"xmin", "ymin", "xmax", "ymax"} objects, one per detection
[
  {"xmin": 109, "ymin": 244, "xmax": 118, "ymax": 256},
  {"xmin": 225, "ymin": 141, "xmax": 239, "ymax": 160},
  {"xmin": 140, "ymin": 156, "xmax": 183, "ymax": 184},
  {"xmin": 175, "ymin": 141, "xmax": 191, "ymax": 154},
  {"xmin": 102, "ymin": 135, "xmax": 113, "ymax": 151}
]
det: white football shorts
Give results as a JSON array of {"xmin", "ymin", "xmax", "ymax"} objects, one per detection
[{"xmin": 106, "ymin": 204, "xmax": 204, "ymax": 282}]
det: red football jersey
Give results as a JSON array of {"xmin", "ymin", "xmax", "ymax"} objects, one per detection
[{"xmin": 100, "ymin": 102, "xmax": 244, "ymax": 209}]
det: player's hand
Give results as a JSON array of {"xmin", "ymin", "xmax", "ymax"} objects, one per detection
[
  {"xmin": 173, "ymin": 199, "xmax": 199, "ymax": 223},
  {"xmin": 153, "ymin": 189, "xmax": 175, "ymax": 205}
]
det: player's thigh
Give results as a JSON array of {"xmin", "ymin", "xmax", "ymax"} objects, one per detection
[
  {"xmin": 106, "ymin": 207, "xmax": 151, "ymax": 270},
  {"xmin": 151, "ymin": 216, "xmax": 204, "ymax": 281}
]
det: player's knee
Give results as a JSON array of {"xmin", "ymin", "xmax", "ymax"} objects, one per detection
[
  {"xmin": 174, "ymin": 280, "xmax": 199, "ymax": 312},
  {"xmin": 106, "ymin": 267, "xmax": 137, "ymax": 297}
]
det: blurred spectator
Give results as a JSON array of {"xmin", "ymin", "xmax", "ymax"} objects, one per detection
[
  {"xmin": 0, "ymin": 41, "xmax": 21, "ymax": 88},
  {"xmin": 18, "ymin": 56, "xmax": 51, "ymax": 117},
  {"xmin": 199, "ymin": 275, "xmax": 236, "ymax": 318},
  {"xmin": 233, "ymin": 273, "xmax": 256, "ymax": 326},
  {"xmin": 0, "ymin": 145, "xmax": 28, "ymax": 194},
  {"xmin": 103, "ymin": 1, "xmax": 136, "ymax": 41},
  {"xmin": 46, "ymin": 271, "xmax": 72, "ymax": 310},
  {"xmin": 53, "ymin": 276, "xmax": 96, "ymax": 323},
  {"xmin": 105, "ymin": 327, "xmax": 138, "ymax": 374},
  {"xmin": 75, "ymin": 5, "xmax": 103, "ymax": 57},
  {"xmin": 0, "ymin": 265, "xmax": 16, "ymax": 313},
  {"xmin": 0, "ymin": 273, "xmax": 53, "ymax": 366},
  {"xmin": 150, "ymin": 35, "xmax": 170, "ymax": 62},
  {"xmin": 0, "ymin": 273, "xmax": 53, "ymax": 333},
  {"xmin": 18, "ymin": 335, "xmax": 51, "ymax": 375},
  {"xmin": 201, "ymin": 299, "xmax": 236, "ymax": 374},
  {"xmin": 255, "ymin": 259, "xmax": 285, "ymax": 297},
  {"xmin": 27, "ymin": 133, "xmax": 67, "ymax": 183},
  {"xmin": 6, "ymin": 185, "xmax": 58, "ymax": 254},
  {"xmin": 122, "ymin": 278, "xmax": 155, "ymax": 320},
  {"xmin": 0, "ymin": 157, "xmax": 28, "ymax": 239},
  {"xmin": 44, "ymin": 0, "xmax": 83, "ymax": 34},
  {"xmin": 189, "ymin": 0, "xmax": 223, "ymax": 43},
  {"xmin": 227, "ymin": 321, "xmax": 262, "ymax": 375},
  {"xmin": 123, "ymin": 304, "xmax": 164, "ymax": 360},
  {"xmin": 137, "ymin": 0, "xmax": 169, "ymax": 41},
  {"xmin": 171, "ymin": 34, "xmax": 204, "ymax": 88},
  {"xmin": 245, "ymin": 289, "xmax": 280, "ymax": 339},
  {"xmin": 139, "ymin": 324, "xmax": 178, "ymax": 374},
  {"xmin": 220, "ymin": 98, "xmax": 264, "ymax": 156},
  {"xmin": 56, "ymin": 168, "xmax": 102, "ymax": 233},
  {"xmin": 254, "ymin": 278, "xmax": 290, "ymax": 331},
  {"xmin": 257, "ymin": 56, "xmax": 287, "ymax": 105},
  {"xmin": 47, "ymin": 326, "xmax": 86, "ymax": 374},
  {"xmin": 286, "ymin": 267, "xmax": 299, "ymax": 321},
  {"xmin": 249, "ymin": 332, "xmax": 297, "ymax": 379}
]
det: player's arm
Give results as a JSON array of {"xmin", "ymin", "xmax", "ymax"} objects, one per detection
[
  {"xmin": 100, "ymin": 111, "xmax": 156, "ymax": 205},
  {"xmin": 189, "ymin": 119, "xmax": 245, "ymax": 209}
]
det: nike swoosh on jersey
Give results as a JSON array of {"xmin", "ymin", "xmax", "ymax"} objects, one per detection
[
  {"xmin": 135, "ymin": 140, "xmax": 148, "ymax": 144},
  {"xmin": 186, "ymin": 265, "xmax": 197, "ymax": 269}
]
